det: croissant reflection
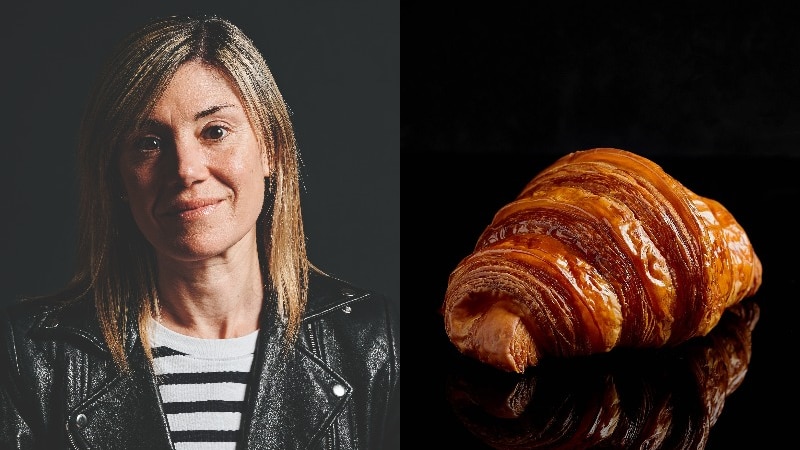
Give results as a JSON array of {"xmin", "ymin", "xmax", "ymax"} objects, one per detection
[{"xmin": 446, "ymin": 300, "xmax": 759, "ymax": 450}]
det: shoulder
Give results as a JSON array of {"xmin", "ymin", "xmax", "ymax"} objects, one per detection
[
  {"xmin": 302, "ymin": 269, "xmax": 399, "ymax": 397},
  {"xmin": 1, "ymin": 295, "xmax": 69, "ymax": 349},
  {"xmin": 0, "ymin": 294, "xmax": 75, "ymax": 410},
  {"xmin": 305, "ymin": 267, "xmax": 399, "ymax": 329},
  {"xmin": 1, "ymin": 291, "xmax": 105, "ymax": 376},
  {"xmin": 304, "ymin": 267, "xmax": 399, "ymax": 359},
  {"xmin": 2, "ymin": 289, "xmax": 100, "ymax": 339}
]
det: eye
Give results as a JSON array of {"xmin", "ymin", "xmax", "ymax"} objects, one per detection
[
  {"xmin": 134, "ymin": 136, "xmax": 161, "ymax": 152},
  {"xmin": 202, "ymin": 125, "xmax": 228, "ymax": 141}
]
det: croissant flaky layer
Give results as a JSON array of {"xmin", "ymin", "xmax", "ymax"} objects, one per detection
[{"xmin": 442, "ymin": 148, "xmax": 762, "ymax": 373}]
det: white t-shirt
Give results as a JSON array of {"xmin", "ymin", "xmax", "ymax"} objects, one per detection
[{"xmin": 149, "ymin": 319, "xmax": 258, "ymax": 450}]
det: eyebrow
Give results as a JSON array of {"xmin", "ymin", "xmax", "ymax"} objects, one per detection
[
  {"xmin": 137, "ymin": 103, "xmax": 239, "ymax": 132},
  {"xmin": 194, "ymin": 103, "xmax": 237, "ymax": 121}
]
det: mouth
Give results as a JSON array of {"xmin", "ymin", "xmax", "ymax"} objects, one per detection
[{"xmin": 163, "ymin": 198, "xmax": 223, "ymax": 219}]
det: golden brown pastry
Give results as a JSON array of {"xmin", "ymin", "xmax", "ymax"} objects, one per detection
[{"xmin": 442, "ymin": 148, "xmax": 762, "ymax": 373}]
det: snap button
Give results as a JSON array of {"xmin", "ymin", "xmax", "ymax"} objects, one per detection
[
  {"xmin": 75, "ymin": 413, "xmax": 88, "ymax": 428},
  {"xmin": 341, "ymin": 305, "xmax": 352, "ymax": 314},
  {"xmin": 332, "ymin": 384, "xmax": 346, "ymax": 397}
]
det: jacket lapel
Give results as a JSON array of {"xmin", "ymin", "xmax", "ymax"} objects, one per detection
[
  {"xmin": 62, "ymin": 334, "xmax": 173, "ymax": 448},
  {"xmin": 243, "ymin": 311, "xmax": 352, "ymax": 449},
  {"xmin": 35, "ymin": 298, "xmax": 173, "ymax": 448}
]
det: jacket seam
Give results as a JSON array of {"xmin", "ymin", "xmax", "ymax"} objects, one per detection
[
  {"xmin": 3, "ymin": 315, "xmax": 21, "ymax": 380},
  {"xmin": 303, "ymin": 293, "xmax": 371, "ymax": 322},
  {"xmin": 296, "ymin": 345, "xmax": 353, "ymax": 447},
  {"xmin": 66, "ymin": 370, "xmax": 127, "ymax": 418},
  {"xmin": 379, "ymin": 297, "xmax": 399, "ymax": 445}
]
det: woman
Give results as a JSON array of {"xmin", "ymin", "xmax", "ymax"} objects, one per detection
[{"xmin": 0, "ymin": 15, "xmax": 399, "ymax": 449}]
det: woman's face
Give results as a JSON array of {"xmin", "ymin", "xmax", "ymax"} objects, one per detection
[{"xmin": 118, "ymin": 60, "xmax": 269, "ymax": 264}]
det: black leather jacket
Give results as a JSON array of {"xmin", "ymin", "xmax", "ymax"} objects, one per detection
[{"xmin": 0, "ymin": 270, "xmax": 400, "ymax": 449}]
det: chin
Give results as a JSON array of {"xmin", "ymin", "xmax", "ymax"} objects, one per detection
[
  {"xmin": 155, "ymin": 237, "xmax": 239, "ymax": 263},
  {"xmin": 147, "ymin": 224, "xmax": 258, "ymax": 263}
]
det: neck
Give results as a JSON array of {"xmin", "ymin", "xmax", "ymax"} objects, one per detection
[{"xmin": 154, "ymin": 247, "xmax": 264, "ymax": 339}]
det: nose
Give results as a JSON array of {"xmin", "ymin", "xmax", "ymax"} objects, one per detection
[{"xmin": 173, "ymin": 136, "xmax": 210, "ymax": 186}]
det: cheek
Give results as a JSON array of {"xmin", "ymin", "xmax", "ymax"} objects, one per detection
[
  {"xmin": 123, "ymin": 173, "xmax": 145, "ymax": 197},
  {"xmin": 231, "ymin": 145, "xmax": 262, "ymax": 173},
  {"xmin": 229, "ymin": 146, "xmax": 267, "ymax": 191},
  {"xmin": 228, "ymin": 164, "xmax": 267, "ymax": 215},
  {"xmin": 231, "ymin": 162, "xmax": 266, "ymax": 199},
  {"xmin": 119, "ymin": 162, "xmax": 158, "ymax": 205}
]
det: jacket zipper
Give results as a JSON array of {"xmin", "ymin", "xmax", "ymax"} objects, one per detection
[
  {"xmin": 65, "ymin": 424, "xmax": 80, "ymax": 450},
  {"xmin": 327, "ymin": 427, "xmax": 335, "ymax": 450},
  {"xmin": 306, "ymin": 322, "xmax": 320, "ymax": 356},
  {"xmin": 307, "ymin": 322, "xmax": 337, "ymax": 450}
]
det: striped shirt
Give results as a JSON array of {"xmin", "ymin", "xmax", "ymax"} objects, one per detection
[{"xmin": 150, "ymin": 319, "xmax": 258, "ymax": 450}]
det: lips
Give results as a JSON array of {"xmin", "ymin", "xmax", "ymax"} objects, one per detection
[{"xmin": 162, "ymin": 197, "xmax": 223, "ymax": 217}]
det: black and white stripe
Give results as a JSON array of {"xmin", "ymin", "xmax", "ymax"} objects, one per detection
[{"xmin": 150, "ymin": 320, "xmax": 258, "ymax": 450}]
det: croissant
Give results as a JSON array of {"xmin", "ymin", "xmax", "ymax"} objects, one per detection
[{"xmin": 442, "ymin": 148, "xmax": 762, "ymax": 373}]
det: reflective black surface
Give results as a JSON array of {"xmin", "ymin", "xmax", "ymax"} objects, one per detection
[
  {"xmin": 444, "ymin": 300, "xmax": 758, "ymax": 449},
  {"xmin": 404, "ymin": 154, "xmax": 799, "ymax": 449}
]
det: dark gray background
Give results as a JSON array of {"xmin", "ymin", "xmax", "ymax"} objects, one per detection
[{"xmin": 1, "ymin": 1, "xmax": 399, "ymax": 307}]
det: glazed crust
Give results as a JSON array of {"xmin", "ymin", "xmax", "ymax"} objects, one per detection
[{"xmin": 442, "ymin": 148, "xmax": 762, "ymax": 372}]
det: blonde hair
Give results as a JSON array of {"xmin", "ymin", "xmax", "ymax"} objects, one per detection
[{"xmin": 69, "ymin": 15, "xmax": 308, "ymax": 370}]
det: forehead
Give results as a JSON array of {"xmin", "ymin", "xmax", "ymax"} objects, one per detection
[{"xmin": 151, "ymin": 61, "xmax": 243, "ymax": 115}]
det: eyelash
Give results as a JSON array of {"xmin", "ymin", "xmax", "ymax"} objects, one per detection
[{"xmin": 132, "ymin": 125, "xmax": 230, "ymax": 153}]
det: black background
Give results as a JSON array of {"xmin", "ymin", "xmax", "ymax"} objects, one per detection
[
  {"xmin": 1, "ymin": 1, "xmax": 399, "ymax": 307},
  {"xmin": 402, "ymin": 2, "xmax": 800, "ymax": 449},
  {"xmin": 402, "ymin": 2, "xmax": 800, "ymax": 158}
]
